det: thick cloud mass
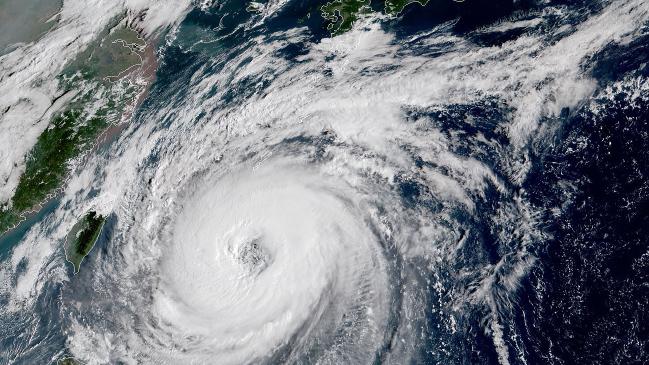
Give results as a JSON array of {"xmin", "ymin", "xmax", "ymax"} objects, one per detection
[
  {"xmin": 149, "ymin": 162, "xmax": 390, "ymax": 363},
  {"xmin": 1, "ymin": 0, "xmax": 648, "ymax": 364}
]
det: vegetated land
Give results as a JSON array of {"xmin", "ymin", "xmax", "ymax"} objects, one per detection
[
  {"xmin": 57, "ymin": 356, "xmax": 81, "ymax": 365},
  {"xmin": 321, "ymin": 0, "xmax": 371, "ymax": 35},
  {"xmin": 65, "ymin": 211, "xmax": 106, "ymax": 273},
  {"xmin": 62, "ymin": 25, "xmax": 146, "ymax": 82},
  {"xmin": 0, "ymin": 110, "xmax": 108, "ymax": 233},
  {"xmin": 0, "ymin": 23, "xmax": 147, "ymax": 235},
  {"xmin": 384, "ymin": 0, "xmax": 429, "ymax": 16},
  {"xmin": 321, "ymin": 0, "xmax": 429, "ymax": 35}
]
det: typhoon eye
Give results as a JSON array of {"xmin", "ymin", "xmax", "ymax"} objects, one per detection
[
  {"xmin": 225, "ymin": 229, "xmax": 272, "ymax": 277},
  {"xmin": 140, "ymin": 161, "xmax": 394, "ymax": 364},
  {"xmin": 4, "ymin": 1, "xmax": 647, "ymax": 364}
]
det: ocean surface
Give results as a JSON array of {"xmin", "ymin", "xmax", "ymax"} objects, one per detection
[{"xmin": 0, "ymin": 0, "xmax": 648, "ymax": 364}]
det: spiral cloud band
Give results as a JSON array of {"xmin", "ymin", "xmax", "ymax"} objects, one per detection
[
  {"xmin": 152, "ymin": 162, "xmax": 390, "ymax": 363},
  {"xmin": 1, "ymin": 0, "xmax": 647, "ymax": 364}
]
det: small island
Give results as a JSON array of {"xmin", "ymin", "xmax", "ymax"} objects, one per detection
[
  {"xmin": 57, "ymin": 357, "xmax": 81, "ymax": 365},
  {"xmin": 65, "ymin": 211, "xmax": 106, "ymax": 274}
]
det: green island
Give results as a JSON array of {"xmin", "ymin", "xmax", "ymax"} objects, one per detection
[
  {"xmin": 65, "ymin": 211, "xmax": 106, "ymax": 273},
  {"xmin": 384, "ymin": 0, "xmax": 429, "ymax": 16},
  {"xmin": 57, "ymin": 357, "xmax": 82, "ymax": 365},
  {"xmin": 246, "ymin": 1, "xmax": 264, "ymax": 13},
  {"xmin": 0, "ymin": 22, "xmax": 147, "ymax": 235},
  {"xmin": 321, "ymin": 0, "xmax": 371, "ymax": 35},
  {"xmin": 321, "ymin": 0, "xmax": 429, "ymax": 35},
  {"xmin": 1, "ymin": 16, "xmax": 148, "ymax": 365}
]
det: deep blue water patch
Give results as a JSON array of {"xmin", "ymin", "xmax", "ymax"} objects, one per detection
[
  {"xmin": 589, "ymin": 32, "xmax": 649, "ymax": 85},
  {"xmin": 521, "ymin": 79, "xmax": 649, "ymax": 364}
]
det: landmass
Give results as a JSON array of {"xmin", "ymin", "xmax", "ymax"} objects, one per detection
[
  {"xmin": 246, "ymin": 2, "xmax": 264, "ymax": 13},
  {"xmin": 0, "ymin": 18, "xmax": 155, "ymax": 235},
  {"xmin": 321, "ymin": 0, "xmax": 430, "ymax": 35},
  {"xmin": 321, "ymin": 0, "xmax": 371, "ymax": 35},
  {"xmin": 384, "ymin": 0, "xmax": 429, "ymax": 16},
  {"xmin": 57, "ymin": 357, "xmax": 81, "ymax": 365},
  {"xmin": 61, "ymin": 24, "xmax": 147, "ymax": 82},
  {"xmin": 64, "ymin": 211, "xmax": 106, "ymax": 274}
]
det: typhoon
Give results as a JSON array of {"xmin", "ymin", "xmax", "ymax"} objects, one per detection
[{"xmin": 0, "ymin": 0, "xmax": 648, "ymax": 364}]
